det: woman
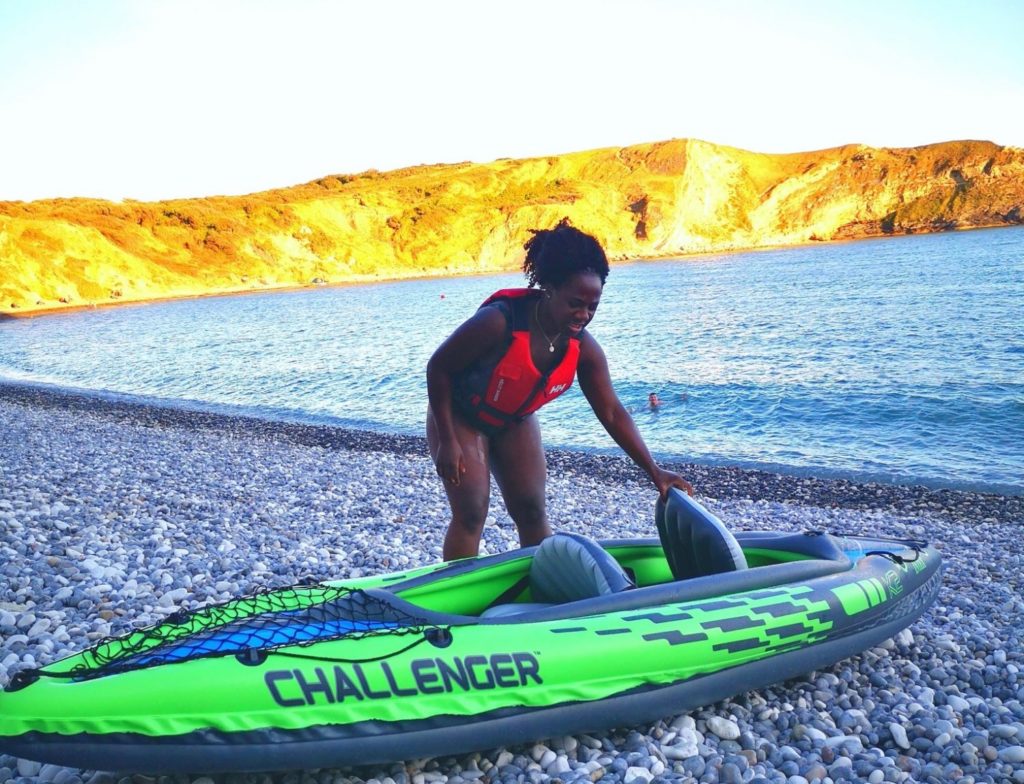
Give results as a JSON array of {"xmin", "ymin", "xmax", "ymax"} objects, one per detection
[{"xmin": 426, "ymin": 219, "xmax": 693, "ymax": 560}]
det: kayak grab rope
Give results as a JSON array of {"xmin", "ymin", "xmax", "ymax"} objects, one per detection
[
  {"xmin": 815, "ymin": 529, "xmax": 929, "ymax": 562},
  {"xmin": 863, "ymin": 548, "xmax": 923, "ymax": 565},
  {"xmin": 5, "ymin": 585, "xmax": 449, "ymax": 693}
]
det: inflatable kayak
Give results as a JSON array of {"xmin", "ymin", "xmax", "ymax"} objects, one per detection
[{"xmin": 0, "ymin": 490, "xmax": 941, "ymax": 772}]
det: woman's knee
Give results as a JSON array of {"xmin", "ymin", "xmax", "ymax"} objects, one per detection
[
  {"xmin": 507, "ymin": 495, "xmax": 547, "ymax": 529},
  {"xmin": 512, "ymin": 503, "xmax": 551, "ymax": 547},
  {"xmin": 449, "ymin": 496, "xmax": 489, "ymax": 534}
]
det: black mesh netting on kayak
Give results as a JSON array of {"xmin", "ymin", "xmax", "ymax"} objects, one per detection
[{"xmin": 7, "ymin": 585, "xmax": 448, "ymax": 691}]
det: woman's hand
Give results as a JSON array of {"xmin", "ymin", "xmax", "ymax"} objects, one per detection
[
  {"xmin": 433, "ymin": 439, "xmax": 467, "ymax": 486},
  {"xmin": 652, "ymin": 468, "xmax": 693, "ymax": 501}
]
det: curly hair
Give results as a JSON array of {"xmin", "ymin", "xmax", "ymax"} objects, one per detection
[{"xmin": 522, "ymin": 218, "xmax": 609, "ymax": 288}]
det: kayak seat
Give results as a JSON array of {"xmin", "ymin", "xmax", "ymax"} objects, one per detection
[
  {"xmin": 530, "ymin": 532, "xmax": 636, "ymax": 603},
  {"xmin": 481, "ymin": 532, "xmax": 635, "ymax": 618},
  {"xmin": 656, "ymin": 488, "xmax": 748, "ymax": 580}
]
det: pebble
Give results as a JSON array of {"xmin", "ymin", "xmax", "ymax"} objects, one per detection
[
  {"xmin": 662, "ymin": 742, "xmax": 699, "ymax": 760},
  {"xmin": 623, "ymin": 767, "xmax": 653, "ymax": 784},
  {"xmin": 947, "ymin": 694, "xmax": 971, "ymax": 712},
  {"xmin": 1, "ymin": 384, "xmax": 1023, "ymax": 784},
  {"xmin": 804, "ymin": 763, "xmax": 827, "ymax": 781},
  {"xmin": 545, "ymin": 756, "xmax": 570, "ymax": 775},
  {"xmin": 707, "ymin": 717, "xmax": 741, "ymax": 740},
  {"xmin": 999, "ymin": 745, "xmax": 1024, "ymax": 764},
  {"xmin": 889, "ymin": 723, "xmax": 910, "ymax": 750}
]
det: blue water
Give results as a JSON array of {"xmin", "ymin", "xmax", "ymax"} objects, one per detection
[{"xmin": 1, "ymin": 227, "xmax": 1022, "ymax": 494}]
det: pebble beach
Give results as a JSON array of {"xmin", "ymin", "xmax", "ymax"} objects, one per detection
[{"xmin": 1, "ymin": 381, "xmax": 1022, "ymax": 784}]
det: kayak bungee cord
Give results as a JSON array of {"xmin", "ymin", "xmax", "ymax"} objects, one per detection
[{"xmin": 4, "ymin": 585, "xmax": 446, "ymax": 691}]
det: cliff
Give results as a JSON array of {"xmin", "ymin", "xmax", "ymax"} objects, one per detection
[{"xmin": 1, "ymin": 138, "xmax": 1022, "ymax": 315}]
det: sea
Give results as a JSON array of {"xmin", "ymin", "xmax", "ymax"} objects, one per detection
[{"xmin": 2, "ymin": 226, "xmax": 1022, "ymax": 495}]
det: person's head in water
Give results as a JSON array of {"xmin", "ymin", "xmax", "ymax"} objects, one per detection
[
  {"xmin": 648, "ymin": 392, "xmax": 662, "ymax": 409},
  {"xmin": 523, "ymin": 218, "xmax": 609, "ymax": 337}
]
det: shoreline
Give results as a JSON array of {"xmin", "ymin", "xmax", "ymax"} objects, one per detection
[
  {"xmin": 2, "ymin": 378, "xmax": 1019, "ymax": 525},
  {"xmin": 2, "ymin": 376, "xmax": 1023, "ymax": 782},
  {"xmin": 3, "ymin": 223, "xmax": 1020, "ymax": 320}
]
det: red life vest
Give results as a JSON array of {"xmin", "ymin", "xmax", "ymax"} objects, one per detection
[{"xmin": 453, "ymin": 288, "xmax": 581, "ymax": 434}]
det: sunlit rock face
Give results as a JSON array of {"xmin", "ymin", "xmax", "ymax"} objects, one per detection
[{"xmin": 2, "ymin": 138, "xmax": 1021, "ymax": 314}]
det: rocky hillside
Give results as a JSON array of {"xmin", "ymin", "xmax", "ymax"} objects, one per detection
[{"xmin": 1, "ymin": 138, "xmax": 1021, "ymax": 315}]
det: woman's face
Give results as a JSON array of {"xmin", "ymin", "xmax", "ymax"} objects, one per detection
[{"xmin": 548, "ymin": 271, "xmax": 603, "ymax": 336}]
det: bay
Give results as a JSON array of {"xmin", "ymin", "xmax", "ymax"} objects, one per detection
[{"xmin": 2, "ymin": 226, "xmax": 1021, "ymax": 494}]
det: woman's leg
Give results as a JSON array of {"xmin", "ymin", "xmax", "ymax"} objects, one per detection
[
  {"xmin": 490, "ymin": 414, "xmax": 552, "ymax": 548},
  {"xmin": 426, "ymin": 407, "xmax": 492, "ymax": 560}
]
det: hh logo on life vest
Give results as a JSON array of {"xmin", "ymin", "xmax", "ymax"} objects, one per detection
[{"xmin": 548, "ymin": 383, "xmax": 569, "ymax": 395}]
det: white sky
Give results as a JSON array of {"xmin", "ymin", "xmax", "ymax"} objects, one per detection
[{"xmin": 2, "ymin": 0, "xmax": 1022, "ymax": 202}]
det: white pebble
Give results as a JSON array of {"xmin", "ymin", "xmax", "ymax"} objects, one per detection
[
  {"xmin": 999, "ymin": 745, "xmax": 1024, "ymax": 764},
  {"xmin": 530, "ymin": 743, "xmax": 550, "ymax": 762},
  {"xmin": 624, "ymin": 766, "xmax": 654, "ymax": 784},
  {"xmin": 947, "ymin": 694, "xmax": 971, "ymax": 712},
  {"xmin": 546, "ymin": 755, "xmax": 570, "ymax": 775},
  {"xmin": 707, "ymin": 716, "xmax": 740, "ymax": 740},
  {"xmin": 890, "ymin": 722, "xmax": 910, "ymax": 750},
  {"xmin": 662, "ymin": 742, "xmax": 699, "ymax": 760}
]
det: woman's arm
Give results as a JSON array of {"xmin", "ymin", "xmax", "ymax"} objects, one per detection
[
  {"xmin": 577, "ymin": 332, "xmax": 693, "ymax": 499},
  {"xmin": 426, "ymin": 307, "xmax": 507, "ymax": 483}
]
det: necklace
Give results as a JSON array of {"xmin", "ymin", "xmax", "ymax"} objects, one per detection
[{"xmin": 534, "ymin": 301, "xmax": 562, "ymax": 353}]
